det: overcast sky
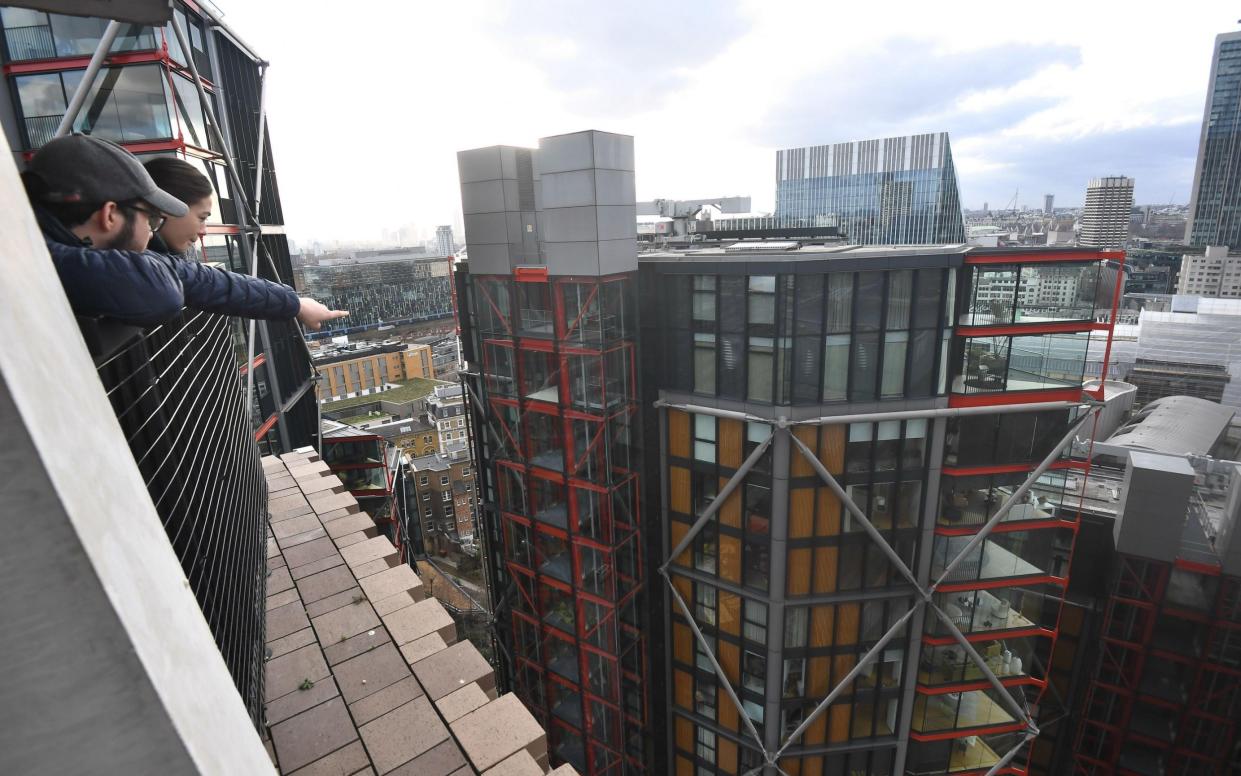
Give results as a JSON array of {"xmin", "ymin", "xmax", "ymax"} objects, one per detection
[{"xmin": 220, "ymin": 0, "xmax": 1237, "ymax": 244}]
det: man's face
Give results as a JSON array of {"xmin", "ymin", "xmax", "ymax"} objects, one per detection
[{"xmin": 95, "ymin": 201, "xmax": 154, "ymax": 251}]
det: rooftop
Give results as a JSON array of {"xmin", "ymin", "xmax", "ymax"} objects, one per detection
[
  {"xmin": 261, "ymin": 450, "xmax": 574, "ymax": 775},
  {"xmin": 1097, "ymin": 396, "xmax": 1236, "ymax": 458},
  {"xmin": 322, "ymin": 378, "xmax": 444, "ymax": 412}
]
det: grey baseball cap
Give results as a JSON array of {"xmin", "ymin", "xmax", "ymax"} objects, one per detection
[{"xmin": 28, "ymin": 135, "xmax": 188, "ymax": 217}]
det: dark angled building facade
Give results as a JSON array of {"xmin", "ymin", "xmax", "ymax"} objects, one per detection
[
  {"xmin": 775, "ymin": 133, "xmax": 966, "ymax": 245},
  {"xmin": 1186, "ymin": 30, "xmax": 1241, "ymax": 248},
  {"xmin": 0, "ymin": 3, "xmax": 319, "ymax": 455},
  {"xmin": 455, "ymin": 128, "xmax": 1123, "ymax": 776}
]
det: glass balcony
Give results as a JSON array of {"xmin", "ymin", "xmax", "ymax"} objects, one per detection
[
  {"xmin": 483, "ymin": 342, "xmax": 517, "ymax": 398},
  {"xmin": 918, "ymin": 636, "xmax": 1039, "ymax": 687},
  {"xmin": 336, "ymin": 466, "xmax": 388, "ymax": 492},
  {"xmin": 322, "ymin": 438, "xmax": 385, "ymax": 467},
  {"xmin": 547, "ymin": 635, "xmax": 581, "ymax": 682},
  {"xmin": 930, "ymin": 530, "xmax": 1069, "ymax": 585},
  {"xmin": 961, "ymin": 263, "xmax": 1100, "ymax": 326},
  {"xmin": 531, "ymin": 477, "xmax": 568, "ymax": 530},
  {"xmin": 955, "ymin": 332, "xmax": 1089, "ymax": 394},
  {"xmin": 911, "ymin": 687, "xmax": 1022, "ymax": 733},
  {"xmin": 518, "ymin": 282, "xmax": 555, "ymax": 338},
  {"xmin": 945, "ymin": 408, "xmax": 1072, "ymax": 468},
  {"xmin": 524, "ymin": 411, "xmax": 564, "ymax": 472},
  {"xmin": 567, "ymin": 349, "xmax": 631, "ymax": 412},
  {"xmin": 929, "ymin": 587, "xmax": 1055, "ymax": 637},
  {"xmin": 536, "ymin": 532, "xmax": 572, "ymax": 584},
  {"xmin": 938, "ymin": 471, "xmax": 1071, "ymax": 528},
  {"xmin": 540, "ymin": 583, "xmax": 576, "ymax": 635}
]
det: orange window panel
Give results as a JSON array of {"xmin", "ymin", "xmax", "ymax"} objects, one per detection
[
  {"xmin": 673, "ymin": 621, "xmax": 692, "ymax": 665},
  {"xmin": 669, "ymin": 410, "xmax": 690, "ymax": 458},
  {"xmin": 820, "ymin": 425, "xmax": 845, "ymax": 473},
  {"xmin": 813, "ymin": 546, "xmax": 838, "ymax": 594},
  {"xmin": 816, "ymin": 487, "xmax": 841, "ymax": 536},
  {"xmin": 671, "ymin": 573, "xmax": 692, "ymax": 606},
  {"xmin": 832, "ymin": 654, "xmax": 856, "ymax": 689},
  {"xmin": 792, "ymin": 425, "xmax": 818, "ymax": 477},
  {"xmin": 780, "ymin": 757, "xmax": 802, "ymax": 776},
  {"xmin": 719, "ymin": 591, "xmax": 741, "ymax": 636},
  {"xmin": 787, "ymin": 548, "xmax": 812, "ymax": 596},
  {"xmin": 719, "ymin": 483, "xmax": 742, "ymax": 529},
  {"xmin": 718, "ymin": 641, "xmax": 740, "ymax": 684},
  {"xmin": 717, "ymin": 738, "xmax": 738, "ymax": 772},
  {"xmin": 670, "ymin": 466, "xmax": 691, "ymax": 514},
  {"xmin": 720, "ymin": 534, "xmax": 742, "ymax": 584},
  {"xmin": 719, "ymin": 697, "xmax": 739, "ymax": 732},
  {"xmin": 836, "ymin": 603, "xmax": 860, "ymax": 645},
  {"xmin": 801, "ymin": 755, "xmax": 825, "ymax": 776},
  {"xmin": 790, "ymin": 487, "xmax": 815, "ymax": 538},
  {"xmin": 802, "ymin": 705, "xmax": 828, "ymax": 744},
  {"xmin": 810, "ymin": 605, "xmax": 836, "ymax": 648},
  {"xmin": 676, "ymin": 755, "xmax": 693, "ymax": 776},
  {"xmin": 670, "ymin": 522, "xmax": 690, "ymax": 567},
  {"xmin": 718, "ymin": 418, "xmax": 743, "ymax": 468},
  {"xmin": 674, "ymin": 669, "xmax": 693, "ymax": 711},
  {"xmin": 828, "ymin": 705, "xmax": 851, "ymax": 743}
]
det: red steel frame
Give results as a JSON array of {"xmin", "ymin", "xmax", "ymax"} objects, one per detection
[
  {"xmin": 477, "ymin": 272, "xmax": 648, "ymax": 776},
  {"xmin": 910, "ymin": 250, "xmax": 1120, "ymax": 775}
]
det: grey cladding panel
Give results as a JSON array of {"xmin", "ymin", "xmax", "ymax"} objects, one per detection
[
  {"xmin": 594, "ymin": 169, "xmax": 636, "ymax": 206},
  {"xmin": 543, "ymin": 241, "xmax": 600, "ymax": 276},
  {"xmin": 463, "ymin": 243, "xmax": 512, "ymax": 275},
  {"xmin": 597, "ymin": 238, "xmax": 638, "ymax": 274},
  {"xmin": 536, "ymin": 132, "xmax": 595, "ymax": 175},
  {"xmin": 596, "ymin": 204, "xmax": 637, "ymax": 242},
  {"xmin": 463, "ymin": 212, "xmax": 509, "ymax": 246},
  {"xmin": 500, "ymin": 146, "xmax": 518, "ymax": 180},
  {"xmin": 460, "ymin": 180, "xmax": 506, "ymax": 216},
  {"xmin": 541, "ymin": 206, "xmax": 600, "ymax": 243},
  {"xmin": 457, "ymin": 147, "xmax": 504, "ymax": 184},
  {"xmin": 540, "ymin": 170, "xmax": 597, "ymax": 209},
  {"xmin": 591, "ymin": 131, "xmax": 635, "ymax": 171}
]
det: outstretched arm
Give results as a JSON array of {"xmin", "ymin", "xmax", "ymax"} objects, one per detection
[{"xmin": 46, "ymin": 240, "xmax": 185, "ymax": 326}]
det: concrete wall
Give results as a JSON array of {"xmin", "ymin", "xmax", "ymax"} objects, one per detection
[
  {"xmin": 0, "ymin": 131, "xmax": 273, "ymax": 774},
  {"xmin": 1113, "ymin": 452, "xmax": 1196, "ymax": 562}
]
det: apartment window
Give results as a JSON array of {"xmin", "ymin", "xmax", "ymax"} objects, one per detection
[
  {"xmin": 419, "ymin": 475, "xmax": 428, "ymax": 486},
  {"xmin": 692, "ymin": 274, "xmax": 717, "ymax": 322},
  {"xmin": 694, "ymin": 583, "xmax": 717, "ymax": 627},
  {"xmin": 422, "ymin": 492, "xmax": 430, "ymax": 501},
  {"xmin": 743, "ymin": 600, "xmax": 767, "ymax": 644},
  {"xmin": 742, "ymin": 650, "xmax": 766, "ymax": 693},
  {"xmin": 693, "ymin": 333, "xmax": 715, "ymax": 394},
  {"xmin": 462, "ymin": 467, "xmax": 471, "ymax": 477},
  {"xmin": 424, "ymin": 507, "xmax": 432, "ymax": 517},
  {"xmin": 693, "ymin": 414, "xmax": 716, "ymax": 463},
  {"xmin": 695, "ymin": 727, "xmax": 716, "ymax": 763},
  {"xmin": 441, "ymin": 475, "xmax": 450, "ymax": 486},
  {"xmin": 748, "ymin": 336, "xmax": 774, "ymax": 402},
  {"xmin": 442, "ymin": 491, "xmax": 452, "ymax": 502},
  {"xmin": 748, "ymin": 276, "xmax": 776, "ymax": 325},
  {"xmin": 457, "ymin": 418, "xmax": 465, "ymax": 427}
]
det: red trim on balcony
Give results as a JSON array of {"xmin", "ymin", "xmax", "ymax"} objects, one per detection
[
  {"xmin": 254, "ymin": 413, "xmax": 278, "ymax": 440},
  {"xmin": 936, "ymin": 574, "xmax": 1065, "ymax": 593},
  {"xmin": 239, "ymin": 353, "xmax": 266, "ymax": 375},
  {"xmin": 923, "ymin": 626, "xmax": 1054, "ymax": 646},
  {"xmin": 204, "ymin": 224, "xmax": 241, "ymax": 235},
  {"xmin": 909, "ymin": 721, "xmax": 1027, "ymax": 741},
  {"xmin": 514, "ymin": 266, "xmax": 550, "ymax": 282},
  {"xmin": 936, "ymin": 518, "xmax": 1071, "ymax": 537},
  {"xmin": 964, "ymin": 250, "xmax": 1122, "ymax": 265},
  {"xmin": 948, "ymin": 388, "xmax": 1084, "ymax": 408},
  {"xmin": 942, "ymin": 460, "xmax": 1079, "ymax": 477},
  {"xmin": 917, "ymin": 676, "xmax": 1043, "ymax": 695},
  {"xmin": 1174, "ymin": 557, "xmax": 1221, "ymax": 576}
]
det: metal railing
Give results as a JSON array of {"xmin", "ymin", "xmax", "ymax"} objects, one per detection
[
  {"xmin": 23, "ymin": 115, "xmax": 61, "ymax": 150},
  {"xmin": 4, "ymin": 24, "xmax": 56, "ymax": 60},
  {"xmin": 91, "ymin": 311, "xmax": 267, "ymax": 728}
]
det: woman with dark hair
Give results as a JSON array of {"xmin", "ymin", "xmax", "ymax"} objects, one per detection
[
  {"xmin": 141, "ymin": 155, "xmax": 346, "ymax": 329},
  {"xmin": 144, "ymin": 156, "xmax": 215, "ymax": 255}
]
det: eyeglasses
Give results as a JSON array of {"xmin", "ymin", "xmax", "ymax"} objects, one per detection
[{"xmin": 126, "ymin": 204, "xmax": 167, "ymax": 233}]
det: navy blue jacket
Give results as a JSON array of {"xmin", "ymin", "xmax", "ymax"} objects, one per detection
[{"xmin": 37, "ymin": 207, "xmax": 302, "ymax": 327}]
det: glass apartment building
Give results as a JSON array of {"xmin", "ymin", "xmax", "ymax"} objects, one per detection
[
  {"xmin": 1186, "ymin": 31, "xmax": 1241, "ymax": 247},
  {"xmin": 0, "ymin": 4, "xmax": 318, "ymax": 454},
  {"xmin": 775, "ymin": 133, "xmax": 966, "ymax": 246},
  {"xmin": 455, "ymin": 130, "xmax": 1122, "ymax": 776}
]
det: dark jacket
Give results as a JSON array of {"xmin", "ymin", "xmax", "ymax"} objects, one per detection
[{"xmin": 37, "ymin": 206, "xmax": 302, "ymax": 327}]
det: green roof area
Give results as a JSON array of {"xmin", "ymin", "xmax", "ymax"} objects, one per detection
[
  {"xmin": 321, "ymin": 378, "xmax": 442, "ymax": 412},
  {"xmin": 334, "ymin": 413, "xmax": 384, "ymax": 427}
]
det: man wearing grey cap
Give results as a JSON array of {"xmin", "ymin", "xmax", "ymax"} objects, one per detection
[{"xmin": 22, "ymin": 134, "xmax": 346, "ymax": 329}]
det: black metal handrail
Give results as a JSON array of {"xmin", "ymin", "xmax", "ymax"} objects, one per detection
[{"xmin": 92, "ymin": 310, "xmax": 267, "ymax": 728}]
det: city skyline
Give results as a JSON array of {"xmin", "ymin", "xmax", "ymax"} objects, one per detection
[{"xmin": 217, "ymin": 0, "xmax": 1236, "ymax": 244}]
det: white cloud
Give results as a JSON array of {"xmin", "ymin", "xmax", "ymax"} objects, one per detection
[{"xmin": 215, "ymin": 0, "xmax": 1238, "ymax": 241}]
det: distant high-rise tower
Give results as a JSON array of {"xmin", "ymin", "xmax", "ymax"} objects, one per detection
[
  {"xmin": 774, "ymin": 132, "xmax": 965, "ymax": 244},
  {"xmin": 1186, "ymin": 31, "xmax": 1241, "ymax": 247},
  {"xmin": 1079, "ymin": 177, "xmax": 1134, "ymax": 248},
  {"xmin": 1044, "ymin": 193, "xmax": 1055, "ymax": 215},
  {"xmin": 436, "ymin": 224, "xmax": 454, "ymax": 256}
]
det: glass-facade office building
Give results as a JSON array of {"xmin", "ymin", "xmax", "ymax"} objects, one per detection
[
  {"xmin": 775, "ymin": 133, "xmax": 966, "ymax": 246},
  {"xmin": 0, "ymin": 4, "xmax": 318, "ymax": 454},
  {"xmin": 1186, "ymin": 31, "xmax": 1241, "ymax": 247},
  {"xmin": 455, "ymin": 130, "xmax": 1122, "ymax": 776}
]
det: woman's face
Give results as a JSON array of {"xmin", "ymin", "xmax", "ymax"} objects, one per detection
[{"xmin": 159, "ymin": 195, "xmax": 211, "ymax": 253}]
